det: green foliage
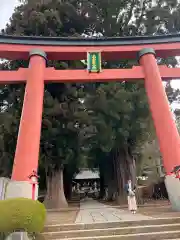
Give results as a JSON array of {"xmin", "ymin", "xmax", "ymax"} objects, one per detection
[
  {"xmin": 83, "ymin": 81, "xmax": 151, "ymax": 167},
  {"xmin": 165, "ymin": 82, "xmax": 180, "ymax": 104},
  {"xmin": 0, "ymin": 198, "xmax": 46, "ymax": 234}
]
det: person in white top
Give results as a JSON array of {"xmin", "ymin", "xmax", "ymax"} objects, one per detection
[{"xmin": 125, "ymin": 180, "xmax": 137, "ymax": 214}]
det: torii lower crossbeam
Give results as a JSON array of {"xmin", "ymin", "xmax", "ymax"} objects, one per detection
[{"xmin": 1, "ymin": 66, "xmax": 180, "ymax": 84}]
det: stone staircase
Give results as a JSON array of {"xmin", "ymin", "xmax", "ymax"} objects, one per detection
[{"xmin": 43, "ymin": 217, "xmax": 180, "ymax": 240}]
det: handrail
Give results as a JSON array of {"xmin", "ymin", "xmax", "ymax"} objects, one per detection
[{"xmin": 0, "ymin": 34, "xmax": 180, "ymax": 46}]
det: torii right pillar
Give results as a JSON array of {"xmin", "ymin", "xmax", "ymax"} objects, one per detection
[{"xmin": 139, "ymin": 48, "xmax": 180, "ymax": 211}]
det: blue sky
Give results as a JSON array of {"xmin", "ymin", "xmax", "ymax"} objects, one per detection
[
  {"xmin": 1, "ymin": 0, "xmax": 180, "ymax": 94},
  {"xmin": 0, "ymin": 0, "xmax": 19, "ymax": 30}
]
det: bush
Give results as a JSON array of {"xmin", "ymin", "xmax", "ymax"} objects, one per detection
[{"xmin": 0, "ymin": 198, "xmax": 46, "ymax": 234}]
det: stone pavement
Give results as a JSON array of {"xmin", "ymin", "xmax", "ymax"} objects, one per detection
[{"xmin": 75, "ymin": 198, "xmax": 153, "ymax": 223}]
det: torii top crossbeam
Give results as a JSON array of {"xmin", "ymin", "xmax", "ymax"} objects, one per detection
[
  {"xmin": 1, "ymin": 34, "xmax": 180, "ymax": 83},
  {"xmin": 1, "ymin": 33, "xmax": 180, "ymax": 60}
]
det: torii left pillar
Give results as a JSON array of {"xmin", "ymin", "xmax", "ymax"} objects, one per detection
[{"xmin": 5, "ymin": 49, "xmax": 46, "ymax": 200}]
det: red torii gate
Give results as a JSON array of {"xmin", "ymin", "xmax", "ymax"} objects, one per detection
[{"xmin": 1, "ymin": 34, "xmax": 180, "ymax": 209}]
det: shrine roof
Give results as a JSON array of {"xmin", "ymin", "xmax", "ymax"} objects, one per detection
[{"xmin": 74, "ymin": 169, "xmax": 100, "ymax": 180}]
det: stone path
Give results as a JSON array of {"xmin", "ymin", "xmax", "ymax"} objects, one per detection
[{"xmin": 75, "ymin": 198, "xmax": 154, "ymax": 223}]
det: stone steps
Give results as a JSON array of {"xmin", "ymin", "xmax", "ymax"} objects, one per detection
[
  {"xmin": 44, "ymin": 217, "xmax": 180, "ymax": 232},
  {"xmin": 43, "ymin": 223, "xmax": 180, "ymax": 239},
  {"xmin": 42, "ymin": 231, "xmax": 180, "ymax": 240},
  {"xmin": 43, "ymin": 217, "xmax": 180, "ymax": 240}
]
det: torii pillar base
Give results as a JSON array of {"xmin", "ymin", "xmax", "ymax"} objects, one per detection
[
  {"xmin": 5, "ymin": 181, "xmax": 38, "ymax": 200},
  {"xmin": 165, "ymin": 175, "xmax": 180, "ymax": 211},
  {"xmin": 139, "ymin": 48, "xmax": 180, "ymax": 211}
]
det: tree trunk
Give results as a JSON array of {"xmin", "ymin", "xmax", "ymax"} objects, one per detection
[
  {"xmin": 107, "ymin": 179, "xmax": 116, "ymax": 201},
  {"xmin": 44, "ymin": 169, "xmax": 68, "ymax": 209},
  {"xmin": 126, "ymin": 147, "xmax": 136, "ymax": 188},
  {"xmin": 114, "ymin": 146, "xmax": 137, "ymax": 205},
  {"xmin": 64, "ymin": 180, "xmax": 72, "ymax": 200},
  {"xmin": 116, "ymin": 149, "xmax": 128, "ymax": 204},
  {"xmin": 107, "ymin": 152, "xmax": 118, "ymax": 201},
  {"xmin": 99, "ymin": 165, "xmax": 105, "ymax": 199}
]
